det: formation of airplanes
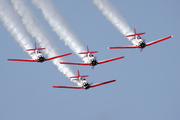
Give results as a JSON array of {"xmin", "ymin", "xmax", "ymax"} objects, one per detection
[{"xmin": 8, "ymin": 28, "xmax": 173, "ymax": 90}]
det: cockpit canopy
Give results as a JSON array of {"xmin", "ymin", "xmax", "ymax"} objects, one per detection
[
  {"xmin": 37, "ymin": 51, "xmax": 41, "ymax": 53},
  {"xmin": 89, "ymin": 53, "xmax": 93, "ymax": 57},
  {"xmin": 80, "ymin": 77, "xmax": 86, "ymax": 81},
  {"xmin": 137, "ymin": 35, "xmax": 142, "ymax": 39}
]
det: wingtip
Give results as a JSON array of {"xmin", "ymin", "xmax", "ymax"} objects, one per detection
[{"xmin": 112, "ymin": 80, "xmax": 116, "ymax": 82}]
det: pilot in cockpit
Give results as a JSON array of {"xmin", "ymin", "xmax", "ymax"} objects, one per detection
[
  {"xmin": 79, "ymin": 77, "xmax": 85, "ymax": 81},
  {"xmin": 89, "ymin": 53, "xmax": 93, "ymax": 57},
  {"xmin": 37, "ymin": 51, "xmax": 41, "ymax": 53},
  {"xmin": 137, "ymin": 35, "xmax": 141, "ymax": 39}
]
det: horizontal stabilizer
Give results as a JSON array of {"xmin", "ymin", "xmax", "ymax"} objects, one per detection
[
  {"xmin": 126, "ymin": 32, "xmax": 145, "ymax": 37},
  {"xmin": 7, "ymin": 59, "xmax": 38, "ymax": 62},
  {"xmin": 26, "ymin": 48, "xmax": 45, "ymax": 51},
  {"xmin": 79, "ymin": 51, "xmax": 98, "ymax": 54},
  {"xmin": 37, "ymin": 48, "xmax": 46, "ymax": 51},
  {"xmin": 70, "ymin": 75, "xmax": 89, "ymax": 78}
]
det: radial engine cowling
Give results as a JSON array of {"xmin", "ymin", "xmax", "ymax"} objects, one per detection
[
  {"xmin": 38, "ymin": 56, "xmax": 45, "ymax": 63},
  {"xmin": 91, "ymin": 59, "xmax": 98, "ymax": 66}
]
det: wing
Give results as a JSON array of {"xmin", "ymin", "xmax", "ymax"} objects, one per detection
[
  {"xmin": 60, "ymin": 62, "xmax": 91, "ymax": 66},
  {"xmin": 146, "ymin": 36, "xmax": 172, "ymax": 46},
  {"xmin": 108, "ymin": 46, "xmax": 139, "ymax": 49},
  {"xmin": 98, "ymin": 56, "xmax": 124, "ymax": 64},
  {"xmin": 52, "ymin": 86, "xmax": 83, "ymax": 89},
  {"xmin": 45, "ymin": 53, "xmax": 72, "ymax": 61},
  {"xmin": 7, "ymin": 59, "xmax": 38, "ymax": 62},
  {"xmin": 90, "ymin": 80, "xmax": 116, "ymax": 88}
]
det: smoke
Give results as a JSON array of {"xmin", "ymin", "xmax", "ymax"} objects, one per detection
[
  {"xmin": 11, "ymin": 0, "xmax": 79, "ymax": 85},
  {"xmin": 0, "ymin": 0, "xmax": 34, "ymax": 58},
  {"xmin": 92, "ymin": 0, "xmax": 134, "ymax": 42},
  {"xmin": 31, "ymin": 0, "xmax": 87, "ymax": 61}
]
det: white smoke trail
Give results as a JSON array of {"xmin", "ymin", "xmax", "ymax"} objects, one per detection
[
  {"xmin": 92, "ymin": 0, "xmax": 134, "ymax": 42},
  {"xmin": 0, "ymin": 0, "xmax": 34, "ymax": 58},
  {"xmin": 11, "ymin": 0, "xmax": 79, "ymax": 85},
  {"xmin": 31, "ymin": 0, "xmax": 87, "ymax": 61}
]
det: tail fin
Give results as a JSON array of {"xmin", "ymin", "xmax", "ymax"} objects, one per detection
[
  {"xmin": 26, "ymin": 43, "xmax": 45, "ymax": 51},
  {"xmin": 126, "ymin": 28, "xmax": 145, "ymax": 37},
  {"xmin": 79, "ymin": 46, "xmax": 98, "ymax": 54}
]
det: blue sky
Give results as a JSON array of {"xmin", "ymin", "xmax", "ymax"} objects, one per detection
[{"xmin": 1, "ymin": 0, "xmax": 180, "ymax": 120}]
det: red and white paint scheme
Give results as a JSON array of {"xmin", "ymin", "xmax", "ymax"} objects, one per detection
[
  {"xmin": 60, "ymin": 46, "xmax": 124, "ymax": 67},
  {"xmin": 109, "ymin": 28, "xmax": 173, "ymax": 50},
  {"xmin": 53, "ymin": 70, "xmax": 116, "ymax": 90},
  {"xmin": 7, "ymin": 43, "xmax": 72, "ymax": 63}
]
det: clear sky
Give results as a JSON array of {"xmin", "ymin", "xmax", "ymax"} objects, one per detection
[{"xmin": 0, "ymin": 0, "xmax": 180, "ymax": 120}]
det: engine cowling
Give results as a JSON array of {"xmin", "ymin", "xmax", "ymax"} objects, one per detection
[
  {"xmin": 38, "ymin": 56, "xmax": 45, "ymax": 63},
  {"xmin": 91, "ymin": 59, "xmax": 98, "ymax": 66},
  {"xmin": 139, "ymin": 41, "xmax": 146, "ymax": 48},
  {"xmin": 83, "ymin": 82, "xmax": 90, "ymax": 90}
]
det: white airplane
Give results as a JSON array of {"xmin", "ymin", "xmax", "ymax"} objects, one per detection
[
  {"xmin": 60, "ymin": 46, "xmax": 124, "ymax": 68},
  {"xmin": 8, "ymin": 43, "xmax": 72, "ymax": 63},
  {"xmin": 53, "ymin": 70, "xmax": 116, "ymax": 90},
  {"xmin": 108, "ymin": 28, "xmax": 173, "ymax": 50}
]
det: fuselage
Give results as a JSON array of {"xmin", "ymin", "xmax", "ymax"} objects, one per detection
[
  {"xmin": 83, "ymin": 53, "xmax": 98, "ymax": 66},
  {"xmin": 74, "ymin": 77, "xmax": 90, "ymax": 89},
  {"xmin": 31, "ymin": 50, "xmax": 45, "ymax": 62},
  {"xmin": 131, "ymin": 35, "xmax": 146, "ymax": 48}
]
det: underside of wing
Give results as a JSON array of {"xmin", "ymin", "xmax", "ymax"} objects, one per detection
[
  {"xmin": 98, "ymin": 56, "xmax": 124, "ymax": 64},
  {"xmin": 52, "ymin": 86, "xmax": 83, "ymax": 89},
  {"xmin": 7, "ymin": 59, "xmax": 38, "ymax": 62},
  {"xmin": 108, "ymin": 46, "xmax": 139, "ymax": 49},
  {"xmin": 45, "ymin": 53, "xmax": 72, "ymax": 61},
  {"xmin": 90, "ymin": 80, "xmax": 116, "ymax": 88},
  {"xmin": 146, "ymin": 36, "xmax": 172, "ymax": 46},
  {"xmin": 60, "ymin": 62, "xmax": 91, "ymax": 66}
]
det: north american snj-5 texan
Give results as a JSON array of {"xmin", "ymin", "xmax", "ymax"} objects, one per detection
[
  {"xmin": 53, "ymin": 70, "xmax": 116, "ymax": 90},
  {"xmin": 7, "ymin": 43, "xmax": 72, "ymax": 63},
  {"xmin": 60, "ymin": 45, "xmax": 124, "ymax": 68},
  {"xmin": 108, "ymin": 28, "xmax": 173, "ymax": 51}
]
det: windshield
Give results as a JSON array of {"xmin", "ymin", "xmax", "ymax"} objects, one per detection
[
  {"xmin": 137, "ymin": 36, "xmax": 141, "ymax": 39},
  {"xmin": 89, "ymin": 53, "xmax": 93, "ymax": 57}
]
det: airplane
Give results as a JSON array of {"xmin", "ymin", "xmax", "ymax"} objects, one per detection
[
  {"xmin": 7, "ymin": 43, "xmax": 72, "ymax": 63},
  {"xmin": 52, "ymin": 70, "xmax": 116, "ymax": 90},
  {"xmin": 108, "ymin": 28, "xmax": 173, "ymax": 50},
  {"xmin": 60, "ymin": 46, "xmax": 124, "ymax": 68}
]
